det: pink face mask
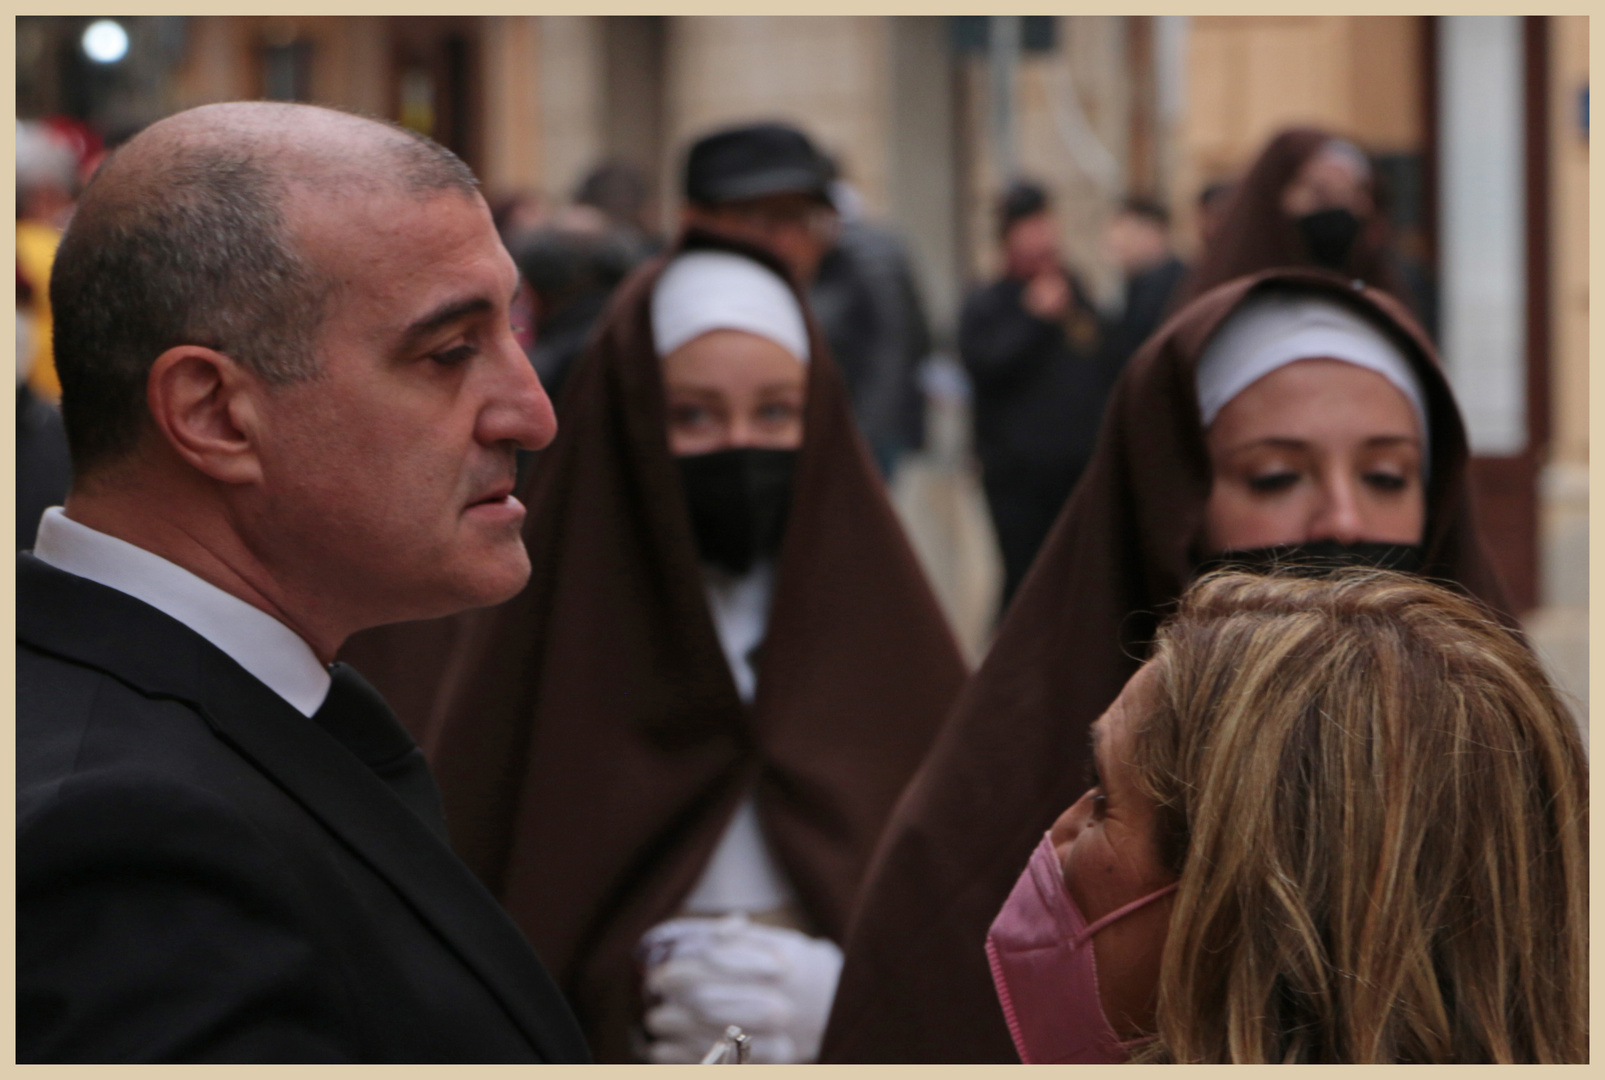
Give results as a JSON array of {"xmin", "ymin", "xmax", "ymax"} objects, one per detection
[{"xmin": 986, "ymin": 833, "xmax": 1179, "ymax": 1064}]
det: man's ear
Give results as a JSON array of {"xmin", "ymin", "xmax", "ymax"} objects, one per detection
[{"xmin": 146, "ymin": 345, "xmax": 266, "ymax": 485}]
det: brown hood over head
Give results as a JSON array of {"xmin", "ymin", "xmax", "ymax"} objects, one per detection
[
  {"xmin": 1181, "ymin": 127, "xmax": 1410, "ymax": 307},
  {"xmin": 820, "ymin": 268, "xmax": 1509, "ymax": 1063},
  {"xmin": 351, "ymin": 228, "xmax": 967, "ymax": 1061}
]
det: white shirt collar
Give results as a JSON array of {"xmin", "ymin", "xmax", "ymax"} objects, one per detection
[{"xmin": 32, "ymin": 507, "xmax": 333, "ymax": 717}]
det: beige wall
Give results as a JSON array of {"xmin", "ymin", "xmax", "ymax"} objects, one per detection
[
  {"xmin": 536, "ymin": 16, "xmax": 606, "ymax": 206},
  {"xmin": 171, "ymin": 17, "xmax": 254, "ymax": 106},
  {"xmin": 303, "ymin": 18, "xmax": 388, "ymax": 118},
  {"xmin": 172, "ymin": 17, "xmax": 389, "ymax": 115},
  {"xmin": 481, "ymin": 16, "xmax": 543, "ymax": 197}
]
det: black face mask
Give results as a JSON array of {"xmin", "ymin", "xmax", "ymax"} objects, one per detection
[
  {"xmin": 1199, "ymin": 539, "xmax": 1425, "ymax": 578},
  {"xmin": 677, "ymin": 447, "xmax": 797, "ymax": 575},
  {"xmin": 1296, "ymin": 207, "xmax": 1363, "ymax": 271}
]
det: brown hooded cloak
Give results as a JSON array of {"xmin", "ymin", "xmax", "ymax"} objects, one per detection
[
  {"xmin": 819, "ymin": 268, "xmax": 1510, "ymax": 1063},
  {"xmin": 348, "ymin": 229, "xmax": 967, "ymax": 1061},
  {"xmin": 1180, "ymin": 127, "xmax": 1410, "ymax": 307}
]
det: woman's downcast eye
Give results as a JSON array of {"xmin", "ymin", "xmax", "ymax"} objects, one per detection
[{"xmin": 1247, "ymin": 471, "xmax": 1300, "ymax": 494}]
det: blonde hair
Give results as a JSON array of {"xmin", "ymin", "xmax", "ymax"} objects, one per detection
[{"xmin": 1131, "ymin": 569, "xmax": 1587, "ymax": 1063}]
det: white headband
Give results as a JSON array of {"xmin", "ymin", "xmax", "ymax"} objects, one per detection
[
  {"xmin": 1196, "ymin": 291, "xmax": 1429, "ymax": 450},
  {"xmin": 651, "ymin": 250, "xmax": 810, "ymax": 364}
]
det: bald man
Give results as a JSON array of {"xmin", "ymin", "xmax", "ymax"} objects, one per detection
[{"xmin": 17, "ymin": 103, "xmax": 590, "ymax": 1063}]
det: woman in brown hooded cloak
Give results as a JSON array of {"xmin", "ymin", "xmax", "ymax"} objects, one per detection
[
  {"xmin": 818, "ymin": 267, "xmax": 1509, "ymax": 1063},
  {"xmin": 1179, "ymin": 127, "xmax": 1412, "ymax": 308},
  {"xmin": 347, "ymin": 230, "xmax": 966, "ymax": 1063}
]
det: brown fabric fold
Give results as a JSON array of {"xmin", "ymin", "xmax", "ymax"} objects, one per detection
[
  {"xmin": 346, "ymin": 228, "xmax": 967, "ymax": 1061},
  {"xmin": 820, "ymin": 268, "xmax": 1510, "ymax": 1063},
  {"xmin": 1179, "ymin": 127, "xmax": 1411, "ymax": 307}
]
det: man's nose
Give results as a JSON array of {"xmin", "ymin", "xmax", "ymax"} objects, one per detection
[{"xmin": 479, "ymin": 337, "xmax": 557, "ymax": 452}]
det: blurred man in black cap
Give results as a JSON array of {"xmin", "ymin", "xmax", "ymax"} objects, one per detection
[
  {"xmin": 959, "ymin": 180, "xmax": 1113, "ymax": 615},
  {"xmin": 682, "ymin": 122, "xmax": 841, "ymax": 286},
  {"xmin": 681, "ymin": 123, "xmax": 932, "ymax": 477}
]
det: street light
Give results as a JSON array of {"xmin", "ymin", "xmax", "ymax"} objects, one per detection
[{"xmin": 82, "ymin": 20, "xmax": 129, "ymax": 65}]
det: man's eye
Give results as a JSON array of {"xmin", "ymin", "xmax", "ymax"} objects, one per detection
[
  {"xmin": 670, "ymin": 405, "xmax": 710, "ymax": 427},
  {"xmin": 1090, "ymin": 792, "xmax": 1108, "ymax": 819},
  {"xmin": 432, "ymin": 343, "xmax": 477, "ymax": 366},
  {"xmin": 1247, "ymin": 471, "xmax": 1299, "ymax": 494}
]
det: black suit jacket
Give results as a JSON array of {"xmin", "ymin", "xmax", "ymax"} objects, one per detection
[{"xmin": 16, "ymin": 554, "xmax": 591, "ymax": 1063}]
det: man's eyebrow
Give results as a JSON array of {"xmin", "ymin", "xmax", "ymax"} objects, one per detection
[
  {"xmin": 399, "ymin": 280, "xmax": 522, "ymax": 347},
  {"xmin": 400, "ymin": 296, "xmax": 496, "ymax": 346}
]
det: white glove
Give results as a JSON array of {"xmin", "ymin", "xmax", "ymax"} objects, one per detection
[{"xmin": 638, "ymin": 913, "xmax": 844, "ymax": 1064}]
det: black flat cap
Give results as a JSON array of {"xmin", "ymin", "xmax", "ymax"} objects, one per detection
[{"xmin": 684, "ymin": 122, "xmax": 834, "ymax": 207}]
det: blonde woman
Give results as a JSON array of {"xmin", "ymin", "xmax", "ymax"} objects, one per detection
[{"xmin": 988, "ymin": 568, "xmax": 1587, "ymax": 1063}]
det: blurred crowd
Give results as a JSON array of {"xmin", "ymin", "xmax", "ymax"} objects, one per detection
[
  {"xmin": 21, "ymin": 106, "xmax": 1429, "ymax": 602},
  {"xmin": 17, "ymin": 113, "xmax": 1443, "ymax": 621}
]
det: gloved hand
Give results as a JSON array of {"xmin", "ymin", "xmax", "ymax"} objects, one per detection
[{"xmin": 638, "ymin": 913, "xmax": 844, "ymax": 1064}]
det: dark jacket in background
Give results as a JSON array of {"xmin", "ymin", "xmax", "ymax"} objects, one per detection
[
  {"xmin": 17, "ymin": 555, "xmax": 590, "ymax": 1063},
  {"xmin": 811, "ymin": 220, "xmax": 932, "ymax": 469},
  {"xmin": 514, "ymin": 226, "xmax": 644, "ymax": 409},
  {"xmin": 959, "ymin": 273, "xmax": 1115, "ymax": 473},
  {"xmin": 959, "ymin": 271, "xmax": 1120, "ymax": 608},
  {"xmin": 530, "ymin": 289, "xmax": 611, "ymax": 408},
  {"xmin": 1111, "ymin": 253, "xmax": 1188, "ymax": 365}
]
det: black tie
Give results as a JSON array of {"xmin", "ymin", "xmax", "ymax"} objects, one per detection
[{"xmin": 312, "ymin": 662, "xmax": 450, "ymax": 842}]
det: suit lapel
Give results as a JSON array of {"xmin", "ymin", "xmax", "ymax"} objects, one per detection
[{"xmin": 17, "ymin": 555, "xmax": 588, "ymax": 1062}]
